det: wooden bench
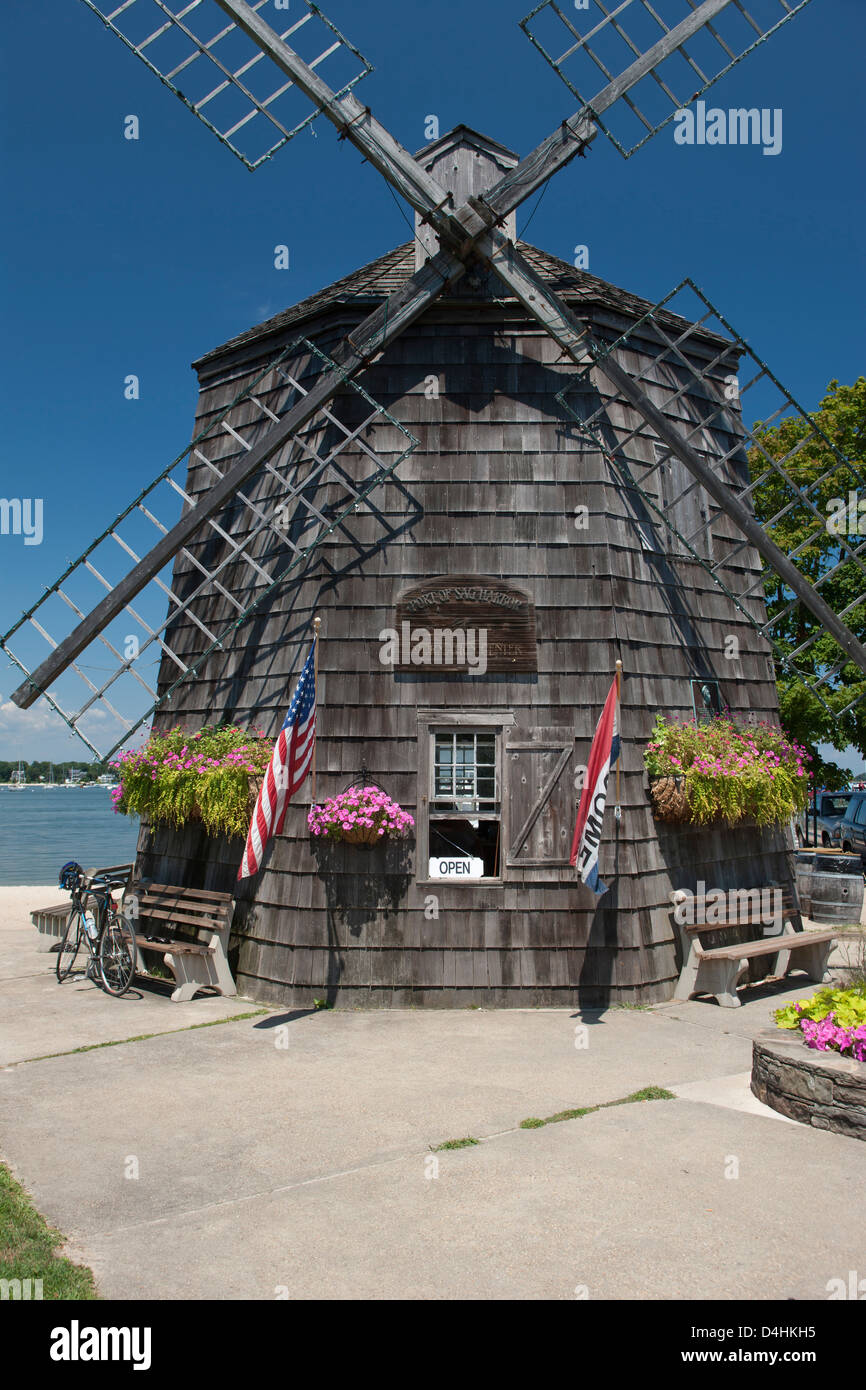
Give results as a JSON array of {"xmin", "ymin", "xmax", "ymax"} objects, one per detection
[
  {"xmin": 31, "ymin": 863, "xmax": 134, "ymax": 952},
  {"xmin": 126, "ymin": 882, "xmax": 237, "ymax": 1003},
  {"xmin": 671, "ymin": 883, "xmax": 838, "ymax": 1008}
]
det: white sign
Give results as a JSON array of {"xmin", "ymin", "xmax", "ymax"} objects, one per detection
[{"xmin": 428, "ymin": 856, "xmax": 485, "ymax": 879}]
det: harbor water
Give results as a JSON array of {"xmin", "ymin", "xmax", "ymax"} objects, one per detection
[{"xmin": 0, "ymin": 786, "xmax": 139, "ymax": 885}]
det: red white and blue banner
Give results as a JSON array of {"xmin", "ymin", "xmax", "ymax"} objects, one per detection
[
  {"xmin": 569, "ymin": 676, "xmax": 621, "ymax": 897},
  {"xmin": 238, "ymin": 642, "xmax": 317, "ymax": 880}
]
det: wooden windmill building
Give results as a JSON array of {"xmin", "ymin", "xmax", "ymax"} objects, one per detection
[
  {"xmin": 9, "ymin": 5, "xmax": 864, "ymax": 1010},
  {"xmin": 133, "ymin": 129, "xmax": 795, "ymax": 1008}
]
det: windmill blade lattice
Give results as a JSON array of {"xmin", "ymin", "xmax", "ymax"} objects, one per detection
[
  {"xmin": 521, "ymin": 0, "xmax": 812, "ymax": 159},
  {"xmin": 557, "ymin": 280, "xmax": 866, "ymax": 722},
  {"xmin": 79, "ymin": 0, "xmax": 372, "ymax": 169},
  {"xmin": 0, "ymin": 340, "xmax": 417, "ymax": 759}
]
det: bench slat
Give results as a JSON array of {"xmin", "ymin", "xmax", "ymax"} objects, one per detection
[
  {"xmin": 681, "ymin": 890, "xmax": 799, "ymax": 934},
  {"xmin": 146, "ymin": 883, "xmax": 233, "ymax": 904},
  {"xmin": 137, "ymin": 892, "xmax": 230, "ymax": 913},
  {"xmin": 32, "ymin": 903, "xmax": 71, "ymax": 923},
  {"xmin": 702, "ymin": 930, "xmax": 837, "ymax": 961},
  {"xmin": 138, "ymin": 894, "xmax": 231, "ymax": 915},
  {"xmin": 139, "ymin": 941, "xmax": 211, "ymax": 956},
  {"xmin": 138, "ymin": 890, "xmax": 231, "ymax": 912},
  {"xmin": 684, "ymin": 915, "xmax": 797, "ymax": 933},
  {"xmin": 137, "ymin": 905, "xmax": 231, "ymax": 931}
]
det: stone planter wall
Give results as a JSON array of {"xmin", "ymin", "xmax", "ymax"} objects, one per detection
[{"xmin": 751, "ymin": 1029, "xmax": 866, "ymax": 1141}]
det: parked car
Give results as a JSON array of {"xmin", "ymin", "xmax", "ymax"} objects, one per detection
[
  {"xmin": 794, "ymin": 791, "xmax": 852, "ymax": 848},
  {"xmin": 838, "ymin": 790, "xmax": 866, "ymax": 868}
]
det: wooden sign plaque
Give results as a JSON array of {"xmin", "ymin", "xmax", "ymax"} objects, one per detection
[{"xmin": 393, "ymin": 576, "xmax": 537, "ymax": 674}]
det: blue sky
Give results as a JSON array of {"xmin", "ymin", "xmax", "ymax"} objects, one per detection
[{"xmin": 0, "ymin": 0, "xmax": 864, "ymax": 768}]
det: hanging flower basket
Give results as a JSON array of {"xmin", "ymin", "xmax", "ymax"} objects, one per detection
[
  {"xmin": 644, "ymin": 714, "xmax": 810, "ymax": 828},
  {"xmin": 109, "ymin": 725, "xmax": 273, "ymax": 838},
  {"xmin": 183, "ymin": 775, "xmax": 264, "ymax": 825},
  {"xmin": 340, "ymin": 824, "xmax": 384, "ymax": 846},
  {"xmin": 308, "ymin": 784, "xmax": 414, "ymax": 847},
  {"xmin": 648, "ymin": 775, "xmax": 690, "ymax": 823}
]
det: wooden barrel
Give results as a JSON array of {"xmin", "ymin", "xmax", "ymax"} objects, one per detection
[
  {"xmin": 796, "ymin": 852, "xmax": 864, "ymax": 924},
  {"xmin": 794, "ymin": 853, "xmax": 813, "ymax": 916}
]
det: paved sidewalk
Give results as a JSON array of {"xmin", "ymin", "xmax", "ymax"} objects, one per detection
[{"xmin": 1, "ymin": 891, "xmax": 863, "ymax": 1300}]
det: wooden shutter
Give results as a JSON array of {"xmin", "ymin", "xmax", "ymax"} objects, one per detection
[{"xmin": 506, "ymin": 728, "xmax": 576, "ymax": 867}]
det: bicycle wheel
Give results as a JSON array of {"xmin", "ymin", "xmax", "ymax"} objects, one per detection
[
  {"xmin": 56, "ymin": 909, "xmax": 84, "ymax": 982},
  {"xmin": 98, "ymin": 912, "xmax": 137, "ymax": 996}
]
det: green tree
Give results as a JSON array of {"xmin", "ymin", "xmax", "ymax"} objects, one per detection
[{"xmin": 749, "ymin": 378, "xmax": 866, "ymax": 783}]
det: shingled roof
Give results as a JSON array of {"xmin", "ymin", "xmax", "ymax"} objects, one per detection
[{"xmin": 193, "ymin": 239, "xmax": 723, "ymax": 369}]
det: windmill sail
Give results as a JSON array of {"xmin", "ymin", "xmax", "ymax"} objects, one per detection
[
  {"xmin": 521, "ymin": 0, "xmax": 814, "ymax": 158},
  {"xmin": 557, "ymin": 281, "xmax": 866, "ymax": 720},
  {"xmin": 10, "ymin": 0, "xmax": 855, "ymax": 766},
  {"xmin": 1, "ymin": 341, "xmax": 417, "ymax": 759},
  {"xmin": 79, "ymin": 0, "xmax": 373, "ymax": 169}
]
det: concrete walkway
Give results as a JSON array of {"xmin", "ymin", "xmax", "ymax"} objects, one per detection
[{"xmin": 1, "ymin": 889, "xmax": 863, "ymax": 1300}]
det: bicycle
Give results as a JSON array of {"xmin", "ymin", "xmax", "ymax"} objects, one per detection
[{"xmin": 55, "ymin": 861, "xmax": 138, "ymax": 997}]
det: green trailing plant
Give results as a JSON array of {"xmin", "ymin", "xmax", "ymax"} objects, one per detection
[
  {"xmin": 644, "ymin": 714, "xmax": 810, "ymax": 827},
  {"xmin": 110, "ymin": 724, "xmax": 274, "ymax": 839},
  {"xmin": 519, "ymin": 1087, "xmax": 674, "ymax": 1129}
]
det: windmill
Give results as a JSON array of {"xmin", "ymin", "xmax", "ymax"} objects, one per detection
[{"xmin": 3, "ymin": 0, "xmax": 864, "ymax": 1006}]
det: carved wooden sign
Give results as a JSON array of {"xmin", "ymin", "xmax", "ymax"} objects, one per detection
[{"xmin": 391, "ymin": 576, "xmax": 537, "ymax": 674}]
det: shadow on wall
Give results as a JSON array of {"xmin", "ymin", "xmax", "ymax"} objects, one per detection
[
  {"xmin": 576, "ymin": 814, "xmax": 621, "ymax": 1009},
  {"xmin": 653, "ymin": 819, "xmax": 796, "ymax": 985},
  {"xmin": 311, "ymin": 837, "xmax": 414, "ymax": 1006}
]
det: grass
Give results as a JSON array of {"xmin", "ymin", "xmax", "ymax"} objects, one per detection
[
  {"xmin": 0, "ymin": 1163, "xmax": 98, "ymax": 1300},
  {"xmin": 432, "ymin": 1087, "xmax": 676, "ymax": 1146},
  {"xmin": 16, "ymin": 1008, "xmax": 270, "ymax": 1065},
  {"xmin": 519, "ymin": 1085, "xmax": 675, "ymax": 1130}
]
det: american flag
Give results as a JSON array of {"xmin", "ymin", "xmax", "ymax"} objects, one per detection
[{"xmin": 238, "ymin": 642, "xmax": 316, "ymax": 880}]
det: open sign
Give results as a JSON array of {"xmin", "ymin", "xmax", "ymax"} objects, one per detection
[{"xmin": 428, "ymin": 856, "xmax": 485, "ymax": 879}]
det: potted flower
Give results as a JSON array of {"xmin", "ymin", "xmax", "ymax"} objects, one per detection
[
  {"xmin": 308, "ymin": 785, "xmax": 414, "ymax": 846},
  {"xmin": 775, "ymin": 985, "xmax": 866, "ymax": 1063},
  {"xmin": 110, "ymin": 724, "xmax": 273, "ymax": 838},
  {"xmin": 644, "ymin": 714, "xmax": 810, "ymax": 827}
]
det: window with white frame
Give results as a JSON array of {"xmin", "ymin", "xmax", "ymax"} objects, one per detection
[{"xmin": 427, "ymin": 727, "xmax": 502, "ymax": 879}]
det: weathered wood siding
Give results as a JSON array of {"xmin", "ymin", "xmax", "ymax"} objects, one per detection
[{"xmin": 135, "ymin": 288, "xmax": 793, "ymax": 1007}]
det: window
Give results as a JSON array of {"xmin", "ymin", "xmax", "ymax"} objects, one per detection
[
  {"xmin": 429, "ymin": 730, "xmax": 501, "ymax": 877},
  {"xmin": 416, "ymin": 713, "xmax": 513, "ymax": 883},
  {"xmin": 432, "ymin": 730, "xmax": 497, "ymax": 812}
]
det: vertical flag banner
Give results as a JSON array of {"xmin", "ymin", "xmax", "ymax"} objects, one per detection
[
  {"xmin": 238, "ymin": 639, "xmax": 317, "ymax": 880},
  {"xmin": 570, "ymin": 675, "xmax": 621, "ymax": 896}
]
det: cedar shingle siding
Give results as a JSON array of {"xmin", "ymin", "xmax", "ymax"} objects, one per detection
[{"xmin": 135, "ymin": 240, "xmax": 792, "ymax": 1007}]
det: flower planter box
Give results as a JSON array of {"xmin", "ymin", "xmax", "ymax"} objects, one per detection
[
  {"xmin": 752, "ymin": 1030, "xmax": 866, "ymax": 1140},
  {"xmin": 111, "ymin": 726, "xmax": 274, "ymax": 839},
  {"xmin": 644, "ymin": 715, "xmax": 809, "ymax": 829}
]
